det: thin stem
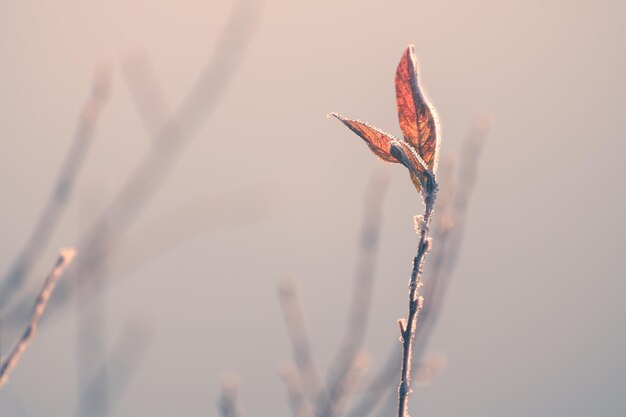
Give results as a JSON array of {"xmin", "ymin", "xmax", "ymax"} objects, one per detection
[
  {"xmin": 397, "ymin": 193, "xmax": 436, "ymax": 417},
  {"xmin": 74, "ymin": 318, "xmax": 153, "ymax": 417},
  {"xmin": 0, "ymin": 69, "xmax": 110, "ymax": 314},
  {"xmin": 278, "ymin": 279, "xmax": 322, "ymax": 400},
  {"xmin": 346, "ymin": 119, "xmax": 489, "ymax": 417},
  {"xmin": 279, "ymin": 362, "xmax": 314, "ymax": 417},
  {"xmin": 0, "ymin": 248, "xmax": 76, "ymax": 387}
]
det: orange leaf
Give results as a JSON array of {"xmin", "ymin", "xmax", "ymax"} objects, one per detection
[
  {"xmin": 330, "ymin": 113, "xmax": 400, "ymax": 163},
  {"xmin": 395, "ymin": 45, "xmax": 439, "ymax": 173}
]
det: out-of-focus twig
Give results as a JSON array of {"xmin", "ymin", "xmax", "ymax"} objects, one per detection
[
  {"xmin": 122, "ymin": 53, "xmax": 172, "ymax": 140},
  {"xmin": 0, "ymin": 69, "xmax": 110, "ymax": 314},
  {"xmin": 279, "ymin": 361, "xmax": 314, "ymax": 417},
  {"xmin": 218, "ymin": 374, "xmax": 242, "ymax": 417},
  {"xmin": 412, "ymin": 352, "xmax": 446, "ymax": 388},
  {"xmin": 278, "ymin": 279, "xmax": 322, "ymax": 402},
  {"xmin": 112, "ymin": 183, "xmax": 280, "ymax": 273},
  {"xmin": 75, "ymin": 193, "xmax": 111, "ymax": 416},
  {"xmin": 0, "ymin": 248, "xmax": 76, "ymax": 387},
  {"xmin": 2, "ymin": 184, "xmax": 281, "ymax": 330},
  {"xmin": 72, "ymin": 0, "xmax": 267, "ymax": 286},
  {"xmin": 325, "ymin": 352, "xmax": 371, "ymax": 417},
  {"xmin": 4, "ymin": 0, "xmax": 267, "ymax": 328},
  {"xmin": 318, "ymin": 170, "xmax": 390, "ymax": 417},
  {"xmin": 74, "ymin": 318, "xmax": 153, "ymax": 417},
  {"xmin": 346, "ymin": 116, "xmax": 491, "ymax": 417}
]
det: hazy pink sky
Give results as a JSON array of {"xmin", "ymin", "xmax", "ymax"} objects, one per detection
[{"xmin": 1, "ymin": 1, "xmax": 625, "ymax": 416}]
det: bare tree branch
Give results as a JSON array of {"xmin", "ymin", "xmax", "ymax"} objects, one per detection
[
  {"xmin": 3, "ymin": 0, "xmax": 267, "ymax": 329},
  {"xmin": 0, "ymin": 69, "xmax": 110, "ymax": 314}
]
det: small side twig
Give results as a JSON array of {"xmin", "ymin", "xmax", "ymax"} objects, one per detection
[
  {"xmin": 0, "ymin": 248, "xmax": 76, "ymax": 387},
  {"xmin": 278, "ymin": 279, "xmax": 322, "ymax": 401}
]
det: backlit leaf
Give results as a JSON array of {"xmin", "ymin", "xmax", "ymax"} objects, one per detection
[
  {"xmin": 395, "ymin": 45, "xmax": 439, "ymax": 173},
  {"xmin": 330, "ymin": 113, "xmax": 399, "ymax": 163}
]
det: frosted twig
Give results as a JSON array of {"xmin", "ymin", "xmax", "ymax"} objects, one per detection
[
  {"xmin": 409, "ymin": 116, "xmax": 490, "ymax": 383},
  {"xmin": 0, "ymin": 69, "xmax": 110, "ymax": 314},
  {"xmin": 0, "ymin": 248, "xmax": 76, "ymax": 387},
  {"xmin": 319, "ymin": 170, "xmax": 390, "ymax": 417},
  {"xmin": 397, "ymin": 189, "xmax": 436, "ymax": 417},
  {"xmin": 346, "ymin": 117, "xmax": 490, "ymax": 417},
  {"xmin": 278, "ymin": 279, "xmax": 322, "ymax": 401}
]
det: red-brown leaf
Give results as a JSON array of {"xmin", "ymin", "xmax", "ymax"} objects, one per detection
[
  {"xmin": 395, "ymin": 45, "xmax": 439, "ymax": 173},
  {"xmin": 330, "ymin": 113, "xmax": 400, "ymax": 163}
]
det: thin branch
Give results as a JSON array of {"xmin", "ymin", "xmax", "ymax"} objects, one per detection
[
  {"xmin": 4, "ymin": 0, "xmax": 267, "ymax": 329},
  {"xmin": 122, "ymin": 53, "xmax": 172, "ymax": 140},
  {"xmin": 397, "ymin": 189, "xmax": 436, "ymax": 417},
  {"xmin": 278, "ymin": 279, "xmax": 322, "ymax": 401},
  {"xmin": 324, "ymin": 352, "xmax": 371, "ymax": 417},
  {"xmin": 0, "ymin": 69, "xmax": 110, "ymax": 314},
  {"xmin": 72, "ymin": 0, "xmax": 267, "ymax": 285},
  {"xmin": 409, "ymin": 115, "xmax": 491, "ymax": 372},
  {"xmin": 346, "ymin": 116, "xmax": 490, "ymax": 417},
  {"xmin": 2, "ymin": 183, "xmax": 279, "ymax": 331},
  {"xmin": 279, "ymin": 362, "xmax": 314, "ymax": 417},
  {"xmin": 74, "ymin": 198, "xmax": 111, "ymax": 416},
  {"xmin": 319, "ymin": 170, "xmax": 390, "ymax": 417},
  {"xmin": 344, "ymin": 345, "xmax": 401, "ymax": 417},
  {"xmin": 74, "ymin": 318, "xmax": 153, "ymax": 417},
  {"xmin": 0, "ymin": 248, "xmax": 76, "ymax": 387}
]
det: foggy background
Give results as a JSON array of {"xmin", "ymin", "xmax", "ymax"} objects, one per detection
[{"xmin": 1, "ymin": 0, "xmax": 625, "ymax": 416}]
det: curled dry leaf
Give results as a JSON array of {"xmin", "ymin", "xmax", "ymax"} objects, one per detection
[{"xmin": 330, "ymin": 45, "xmax": 439, "ymax": 196}]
